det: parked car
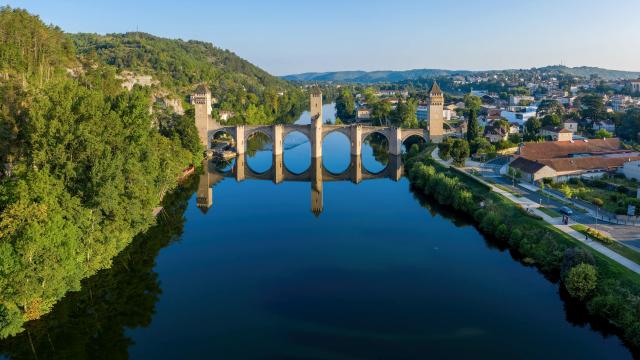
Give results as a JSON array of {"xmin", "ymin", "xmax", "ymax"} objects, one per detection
[{"xmin": 559, "ymin": 206, "xmax": 573, "ymax": 215}]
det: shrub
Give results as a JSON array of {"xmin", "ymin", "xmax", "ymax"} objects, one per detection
[
  {"xmin": 564, "ymin": 263, "xmax": 598, "ymax": 301},
  {"xmin": 591, "ymin": 197, "xmax": 604, "ymax": 207},
  {"xmin": 561, "ymin": 247, "xmax": 595, "ymax": 279}
]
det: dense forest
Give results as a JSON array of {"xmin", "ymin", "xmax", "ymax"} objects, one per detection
[{"xmin": 0, "ymin": 6, "xmax": 302, "ymax": 338}]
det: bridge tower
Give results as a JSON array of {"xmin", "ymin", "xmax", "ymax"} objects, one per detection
[
  {"xmin": 310, "ymin": 88, "xmax": 323, "ymax": 158},
  {"xmin": 192, "ymin": 84, "xmax": 213, "ymax": 148},
  {"xmin": 427, "ymin": 81, "xmax": 444, "ymax": 143}
]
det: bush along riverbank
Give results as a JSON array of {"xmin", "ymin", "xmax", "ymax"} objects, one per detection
[{"xmin": 404, "ymin": 148, "xmax": 640, "ymax": 350}]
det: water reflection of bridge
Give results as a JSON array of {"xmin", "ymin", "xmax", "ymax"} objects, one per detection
[{"xmin": 197, "ymin": 154, "xmax": 404, "ymax": 217}]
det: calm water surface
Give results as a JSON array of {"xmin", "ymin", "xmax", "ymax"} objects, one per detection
[{"xmin": 0, "ymin": 104, "xmax": 634, "ymax": 359}]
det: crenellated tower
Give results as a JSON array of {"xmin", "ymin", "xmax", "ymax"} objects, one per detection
[
  {"xmin": 191, "ymin": 84, "xmax": 213, "ymax": 148},
  {"xmin": 427, "ymin": 81, "xmax": 444, "ymax": 142},
  {"xmin": 310, "ymin": 88, "xmax": 323, "ymax": 158}
]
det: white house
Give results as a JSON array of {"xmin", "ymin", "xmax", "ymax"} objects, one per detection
[{"xmin": 501, "ymin": 106, "xmax": 537, "ymax": 125}]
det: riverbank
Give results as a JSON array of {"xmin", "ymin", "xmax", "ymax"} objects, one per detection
[{"xmin": 405, "ymin": 147, "xmax": 640, "ymax": 351}]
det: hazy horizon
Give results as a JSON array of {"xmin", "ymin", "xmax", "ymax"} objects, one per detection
[{"xmin": 5, "ymin": 0, "xmax": 640, "ymax": 76}]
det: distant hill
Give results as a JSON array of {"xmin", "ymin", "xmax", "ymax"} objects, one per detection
[
  {"xmin": 283, "ymin": 66, "xmax": 640, "ymax": 83},
  {"xmin": 536, "ymin": 65, "xmax": 640, "ymax": 80},
  {"xmin": 282, "ymin": 69, "xmax": 470, "ymax": 83}
]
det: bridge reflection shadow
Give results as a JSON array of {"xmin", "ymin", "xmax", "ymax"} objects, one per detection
[{"xmin": 197, "ymin": 154, "xmax": 403, "ymax": 217}]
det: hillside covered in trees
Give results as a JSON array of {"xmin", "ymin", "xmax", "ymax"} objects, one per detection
[
  {"xmin": 0, "ymin": 6, "xmax": 302, "ymax": 338},
  {"xmin": 70, "ymin": 32, "xmax": 306, "ymax": 124}
]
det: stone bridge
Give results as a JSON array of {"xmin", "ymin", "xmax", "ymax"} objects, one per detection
[{"xmin": 208, "ymin": 123, "xmax": 429, "ymax": 157}]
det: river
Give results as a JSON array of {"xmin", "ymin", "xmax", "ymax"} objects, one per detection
[{"xmin": 0, "ymin": 104, "xmax": 634, "ymax": 359}]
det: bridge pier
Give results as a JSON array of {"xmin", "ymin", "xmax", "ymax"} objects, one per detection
[
  {"xmin": 389, "ymin": 127, "xmax": 402, "ymax": 156},
  {"xmin": 350, "ymin": 125, "xmax": 362, "ymax": 156},
  {"xmin": 311, "ymin": 115, "xmax": 322, "ymax": 158},
  {"xmin": 273, "ymin": 124, "xmax": 283, "ymax": 156},
  {"xmin": 235, "ymin": 125, "xmax": 245, "ymax": 155}
]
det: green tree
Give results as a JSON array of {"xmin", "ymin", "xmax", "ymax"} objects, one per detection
[
  {"xmin": 537, "ymin": 99, "xmax": 565, "ymax": 117},
  {"xmin": 579, "ymin": 94, "xmax": 605, "ymax": 120},
  {"xmin": 541, "ymin": 114, "xmax": 561, "ymax": 127},
  {"xmin": 466, "ymin": 109, "xmax": 480, "ymax": 142},
  {"xmin": 336, "ymin": 88, "xmax": 355, "ymax": 120},
  {"xmin": 594, "ymin": 128, "xmax": 613, "ymax": 138},
  {"xmin": 371, "ymin": 100, "xmax": 392, "ymax": 126},
  {"xmin": 391, "ymin": 99, "xmax": 418, "ymax": 128},
  {"xmin": 464, "ymin": 94, "xmax": 482, "ymax": 112},
  {"xmin": 450, "ymin": 139, "xmax": 470, "ymax": 167},
  {"xmin": 524, "ymin": 117, "xmax": 542, "ymax": 140},
  {"xmin": 564, "ymin": 263, "xmax": 598, "ymax": 301}
]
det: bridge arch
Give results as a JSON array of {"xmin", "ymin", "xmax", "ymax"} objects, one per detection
[
  {"xmin": 282, "ymin": 130, "xmax": 311, "ymax": 175},
  {"xmin": 361, "ymin": 131, "xmax": 389, "ymax": 174},
  {"xmin": 208, "ymin": 127, "xmax": 237, "ymax": 150},
  {"xmin": 244, "ymin": 130, "xmax": 273, "ymax": 174},
  {"xmin": 321, "ymin": 129, "xmax": 351, "ymax": 175}
]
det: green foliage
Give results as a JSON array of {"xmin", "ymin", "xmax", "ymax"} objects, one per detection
[
  {"xmin": 463, "ymin": 94, "xmax": 481, "ymax": 112},
  {"xmin": 0, "ymin": 7, "xmax": 75, "ymax": 82},
  {"xmin": 537, "ymin": 99, "xmax": 565, "ymax": 117},
  {"xmin": 391, "ymin": 99, "xmax": 418, "ymax": 128},
  {"xmin": 564, "ymin": 263, "xmax": 598, "ymax": 301},
  {"xmin": 449, "ymin": 139, "xmax": 470, "ymax": 167},
  {"xmin": 336, "ymin": 88, "xmax": 355, "ymax": 120},
  {"xmin": 524, "ymin": 116, "xmax": 542, "ymax": 141},
  {"xmin": 579, "ymin": 94, "xmax": 605, "ymax": 120},
  {"xmin": 371, "ymin": 100, "xmax": 392, "ymax": 125},
  {"xmin": 541, "ymin": 114, "xmax": 561, "ymax": 127},
  {"xmin": 71, "ymin": 32, "xmax": 305, "ymax": 125},
  {"xmin": 0, "ymin": 8, "xmax": 212, "ymax": 337},
  {"xmin": 618, "ymin": 108, "xmax": 640, "ymax": 141},
  {"xmin": 466, "ymin": 109, "xmax": 480, "ymax": 142},
  {"xmin": 561, "ymin": 247, "xmax": 596, "ymax": 279},
  {"xmin": 594, "ymin": 128, "xmax": 613, "ymax": 138}
]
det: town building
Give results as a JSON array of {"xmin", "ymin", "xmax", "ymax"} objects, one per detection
[
  {"xmin": 539, "ymin": 126, "xmax": 573, "ymax": 142},
  {"xmin": 356, "ymin": 107, "xmax": 372, "ymax": 120},
  {"xmin": 501, "ymin": 106, "xmax": 537, "ymax": 125},
  {"xmin": 509, "ymin": 95, "xmax": 534, "ymax": 106},
  {"xmin": 563, "ymin": 120, "xmax": 578, "ymax": 133},
  {"xmin": 511, "ymin": 138, "xmax": 640, "ymax": 182},
  {"xmin": 631, "ymin": 80, "xmax": 640, "ymax": 93}
]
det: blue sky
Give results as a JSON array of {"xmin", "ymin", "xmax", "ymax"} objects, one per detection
[{"xmin": 5, "ymin": 0, "xmax": 640, "ymax": 75}]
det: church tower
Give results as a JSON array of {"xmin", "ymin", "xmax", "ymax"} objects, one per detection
[
  {"xmin": 427, "ymin": 81, "xmax": 444, "ymax": 142},
  {"xmin": 191, "ymin": 84, "xmax": 212, "ymax": 148}
]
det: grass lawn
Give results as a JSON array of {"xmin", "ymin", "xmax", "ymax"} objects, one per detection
[
  {"xmin": 539, "ymin": 207, "xmax": 561, "ymax": 218},
  {"xmin": 571, "ymin": 224, "xmax": 640, "ymax": 266}
]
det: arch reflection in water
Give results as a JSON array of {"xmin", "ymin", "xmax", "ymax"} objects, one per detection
[{"xmin": 196, "ymin": 153, "xmax": 403, "ymax": 217}]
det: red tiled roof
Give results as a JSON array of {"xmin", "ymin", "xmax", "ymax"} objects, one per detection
[
  {"xmin": 519, "ymin": 138, "xmax": 624, "ymax": 160},
  {"xmin": 509, "ymin": 157, "xmax": 548, "ymax": 174},
  {"xmin": 540, "ymin": 156, "xmax": 640, "ymax": 173}
]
